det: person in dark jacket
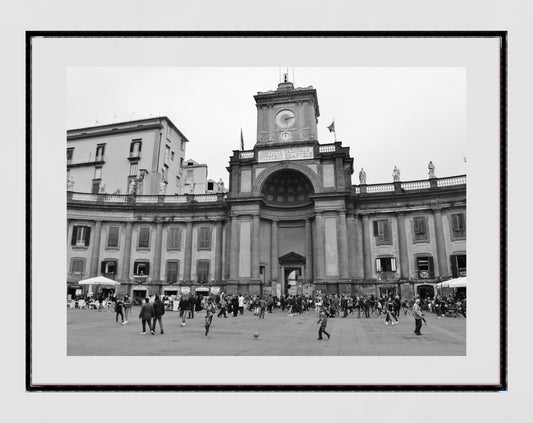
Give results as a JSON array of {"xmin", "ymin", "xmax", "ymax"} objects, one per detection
[
  {"xmin": 139, "ymin": 297, "xmax": 155, "ymax": 335},
  {"xmin": 115, "ymin": 298, "xmax": 124, "ymax": 323},
  {"xmin": 153, "ymin": 294, "xmax": 165, "ymax": 334},
  {"xmin": 188, "ymin": 295, "xmax": 195, "ymax": 319}
]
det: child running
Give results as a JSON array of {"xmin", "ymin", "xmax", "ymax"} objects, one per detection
[{"xmin": 204, "ymin": 300, "xmax": 216, "ymax": 336}]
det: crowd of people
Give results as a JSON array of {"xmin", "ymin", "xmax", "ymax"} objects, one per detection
[{"xmin": 68, "ymin": 289, "xmax": 466, "ymax": 339}]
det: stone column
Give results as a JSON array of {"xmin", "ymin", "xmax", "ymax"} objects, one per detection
[
  {"xmin": 270, "ymin": 219, "xmax": 279, "ymax": 284},
  {"xmin": 315, "ymin": 212, "xmax": 325, "ymax": 279},
  {"xmin": 338, "ymin": 211, "xmax": 349, "ymax": 279},
  {"xmin": 183, "ymin": 221, "xmax": 193, "ymax": 282},
  {"xmin": 361, "ymin": 214, "xmax": 373, "ymax": 280},
  {"xmin": 354, "ymin": 215, "xmax": 365, "ymax": 279},
  {"xmin": 297, "ymin": 101, "xmax": 304, "ymax": 140},
  {"xmin": 89, "ymin": 220, "xmax": 102, "ymax": 277},
  {"xmin": 346, "ymin": 214, "xmax": 357, "ymax": 278},
  {"xmin": 122, "ymin": 222, "xmax": 133, "ymax": 283},
  {"xmin": 268, "ymin": 105, "xmax": 275, "ymax": 142},
  {"xmin": 305, "ymin": 218, "xmax": 313, "ymax": 282},
  {"xmin": 397, "ymin": 213, "xmax": 410, "ymax": 279},
  {"xmin": 251, "ymin": 215, "xmax": 260, "ymax": 280},
  {"xmin": 214, "ymin": 220, "xmax": 223, "ymax": 281},
  {"xmin": 229, "ymin": 215, "xmax": 239, "ymax": 280},
  {"xmin": 152, "ymin": 221, "xmax": 163, "ymax": 283},
  {"xmin": 433, "ymin": 208, "xmax": 449, "ymax": 278},
  {"xmin": 223, "ymin": 221, "xmax": 231, "ymax": 280}
]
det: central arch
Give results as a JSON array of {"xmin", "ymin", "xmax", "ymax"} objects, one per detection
[
  {"xmin": 253, "ymin": 161, "xmax": 322, "ymax": 197},
  {"xmin": 261, "ymin": 169, "xmax": 314, "ymax": 205}
]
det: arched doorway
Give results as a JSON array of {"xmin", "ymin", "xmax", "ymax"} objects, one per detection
[
  {"xmin": 279, "ymin": 252, "xmax": 306, "ymax": 296},
  {"xmin": 417, "ymin": 284, "xmax": 435, "ymax": 300}
]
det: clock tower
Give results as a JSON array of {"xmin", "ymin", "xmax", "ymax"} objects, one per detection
[{"xmin": 254, "ymin": 75, "xmax": 320, "ymax": 145}]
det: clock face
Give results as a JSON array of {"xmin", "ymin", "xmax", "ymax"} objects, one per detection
[{"xmin": 275, "ymin": 109, "xmax": 296, "ymax": 129}]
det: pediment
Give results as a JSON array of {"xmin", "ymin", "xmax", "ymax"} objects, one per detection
[{"xmin": 278, "ymin": 251, "xmax": 306, "ymax": 265}]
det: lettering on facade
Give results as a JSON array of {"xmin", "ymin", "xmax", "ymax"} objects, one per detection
[{"xmin": 257, "ymin": 146, "xmax": 314, "ymax": 163}]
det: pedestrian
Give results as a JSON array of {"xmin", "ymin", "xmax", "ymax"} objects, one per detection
[
  {"xmin": 259, "ymin": 297, "xmax": 267, "ymax": 319},
  {"xmin": 413, "ymin": 298, "xmax": 425, "ymax": 335},
  {"xmin": 238, "ymin": 294, "xmax": 245, "ymax": 315},
  {"xmin": 217, "ymin": 295, "xmax": 227, "ymax": 318},
  {"xmin": 188, "ymin": 295, "xmax": 195, "ymax": 319},
  {"xmin": 204, "ymin": 300, "xmax": 215, "ymax": 336},
  {"xmin": 232, "ymin": 295, "xmax": 239, "ymax": 317},
  {"xmin": 384, "ymin": 297, "xmax": 398, "ymax": 325},
  {"xmin": 317, "ymin": 307, "xmax": 331, "ymax": 340},
  {"xmin": 153, "ymin": 294, "xmax": 165, "ymax": 334},
  {"xmin": 115, "ymin": 297, "xmax": 124, "ymax": 323},
  {"xmin": 179, "ymin": 295, "xmax": 188, "ymax": 326},
  {"xmin": 139, "ymin": 297, "xmax": 155, "ymax": 335},
  {"xmin": 123, "ymin": 295, "xmax": 131, "ymax": 324}
]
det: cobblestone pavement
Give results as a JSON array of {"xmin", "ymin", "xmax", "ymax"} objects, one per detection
[{"xmin": 67, "ymin": 307, "xmax": 466, "ymax": 356}]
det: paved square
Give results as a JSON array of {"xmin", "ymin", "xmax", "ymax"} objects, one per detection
[{"xmin": 67, "ymin": 307, "xmax": 465, "ymax": 356}]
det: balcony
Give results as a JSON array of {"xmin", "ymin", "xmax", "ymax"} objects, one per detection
[
  {"xmin": 354, "ymin": 174, "xmax": 466, "ymax": 195},
  {"xmin": 68, "ymin": 191, "xmax": 227, "ymax": 207},
  {"xmin": 128, "ymin": 152, "xmax": 141, "ymax": 161},
  {"xmin": 67, "ymin": 156, "xmax": 105, "ymax": 168}
]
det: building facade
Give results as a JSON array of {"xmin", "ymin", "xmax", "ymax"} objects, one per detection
[
  {"xmin": 67, "ymin": 80, "xmax": 466, "ymax": 301},
  {"xmin": 67, "ymin": 117, "xmax": 189, "ymax": 196}
]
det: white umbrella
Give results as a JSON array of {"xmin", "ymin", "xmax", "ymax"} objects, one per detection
[
  {"xmin": 78, "ymin": 276, "xmax": 120, "ymax": 286},
  {"xmin": 79, "ymin": 276, "xmax": 120, "ymax": 297}
]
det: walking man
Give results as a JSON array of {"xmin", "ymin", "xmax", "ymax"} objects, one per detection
[
  {"xmin": 139, "ymin": 297, "xmax": 155, "ymax": 335},
  {"xmin": 317, "ymin": 308, "xmax": 331, "ymax": 340},
  {"xmin": 259, "ymin": 297, "xmax": 267, "ymax": 319},
  {"xmin": 153, "ymin": 294, "xmax": 165, "ymax": 334},
  {"xmin": 115, "ymin": 297, "xmax": 124, "ymax": 323},
  {"xmin": 122, "ymin": 295, "xmax": 131, "ymax": 324},
  {"xmin": 413, "ymin": 298, "xmax": 424, "ymax": 335}
]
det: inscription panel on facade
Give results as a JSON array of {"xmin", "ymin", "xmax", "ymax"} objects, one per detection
[{"xmin": 257, "ymin": 146, "xmax": 314, "ymax": 163}]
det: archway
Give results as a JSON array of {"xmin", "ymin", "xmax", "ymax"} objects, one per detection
[{"xmin": 260, "ymin": 169, "xmax": 315, "ymax": 206}]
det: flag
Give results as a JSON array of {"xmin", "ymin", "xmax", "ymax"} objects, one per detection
[
  {"xmin": 240, "ymin": 128, "xmax": 244, "ymax": 151},
  {"xmin": 327, "ymin": 120, "xmax": 335, "ymax": 133}
]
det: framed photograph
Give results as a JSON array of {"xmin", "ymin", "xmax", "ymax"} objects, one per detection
[{"xmin": 27, "ymin": 31, "xmax": 506, "ymax": 391}]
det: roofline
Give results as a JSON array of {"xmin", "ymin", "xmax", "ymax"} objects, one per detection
[{"xmin": 67, "ymin": 116, "xmax": 189, "ymax": 143}]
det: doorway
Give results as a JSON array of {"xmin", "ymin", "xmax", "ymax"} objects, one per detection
[
  {"xmin": 417, "ymin": 284, "xmax": 435, "ymax": 300},
  {"xmin": 284, "ymin": 267, "xmax": 302, "ymax": 295}
]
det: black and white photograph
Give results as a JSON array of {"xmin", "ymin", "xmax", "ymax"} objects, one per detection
[{"xmin": 65, "ymin": 66, "xmax": 468, "ymax": 357}]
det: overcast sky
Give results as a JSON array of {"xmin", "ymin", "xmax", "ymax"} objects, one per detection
[{"xmin": 67, "ymin": 67, "xmax": 466, "ymax": 185}]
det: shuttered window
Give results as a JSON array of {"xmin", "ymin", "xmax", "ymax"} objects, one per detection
[
  {"xmin": 138, "ymin": 227, "xmax": 150, "ymax": 249},
  {"xmin": 71, "ymin": 226, "xmax": 91, "ymax": 247},
  {"xmin": 416, "ymin": 256, "xmax": 435, "ymax": 278},
  {"xmin": 451, "ymin": 213, "xmax": 466, "ymax": 239},
  {"xmin": 167, "ymin": 227, "xmax": 182, "ymax": 250},
  {"xmin": 107, "ymin": 226, "xmax": 119, "ymax": 248},
  {"xmin": 413, "ymin": 216, "xmax": 428, "ymax": 241},
  {"xmin": 196, "ymin": 260, "xmax": 210, "ymax": 283},
  {"xmin": 70, "ymin": 258, "xmax": 85, "ymax": 274},
  {"xmin": 166, "ymin": 261, "xmax": 179, "ymax": 283},
  {"xmin": 376, "ymin": 257, "xmax": 396, "ymax": 272},
  {"xmin": 197, "ymin": 226, "xmax": 212, "ymax": 250},
  {"xmin": 373, "ymin": 219, "xmax": 392, "ymax": 245},
  {"xmin": 134, "ymin": 261, "xmax": 150, "ymax": 275}
]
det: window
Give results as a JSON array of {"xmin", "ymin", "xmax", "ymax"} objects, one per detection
[
  {"xmin": 450, "ymin": 254, "xmax": 467, "ymax": 277},
  {"xmin": 134, "ymin": 261, "xmax": 150, "ymax": 275},
  {"xmin": 180, "ymin": 140, "xmax": 185, "ymax": 151},
  {"xmin": 196, "ymin": 260, "xmax": 210, "ymax": 283},
  {"xmin": 129, "ymin": 163, "xmax": 138, "ymax": 176},
  {"xmin": 95, "ymin": 144, "xmax": 105, "ymax": 161},
  {"xmin": 451, "ymin": 213, "xmax": 466, "ymax": 239},
  {"xmin": 162, "ymin": 165, "xmax": 169, "ymax": 183},
  {"xmin": 70, "ymin": 258, "xmax": 85, "ymax": 275},
  {"xmin": 207, "ymin": 181, "xmax": 214, "ymax": 191},
  {"xmin": 107, "ymin": 226, "xmax": 120, "ymax": 248},
  {"xmin": 176, "ymin": 175, "xmax": 180, "ymax": 187},
  {"xmin": 166, "ymin": 261, "xmax": 179, "ymax": 283},
  {"xmin": 167, "ymin": 227, "xmax": 182, "ymax": 250},
  {"xmin": 373, "ymin": 219, "xmax": 392, "ymax": 245},
  {"xmin": 416, "ymin": 256, "xmax": 434, "ymax": 279},
  {"xmin": 130, "ymin": 139, "xmax": 142, "ymax": 158},
  {"xmin": 413, "ymin": 216, "xmax": 428, "ymax": 241},
  {"xmin": 94, "ymin": 167, "xmax": 102, "ymax": 180},
  {"xmin": 375, "ymin": 257, "xmax": 396, "ymax": 272},
  {"xmin": 67, "ymin": 148, "xmax": 74, "ymax": 163},
  {"xmin": 100, "ymin": 260, "xmax": 117, "ymax": 278},
  {"xmin": 164, "ymin": 145, "xmax": 171, "ymax": 164},
  {"xmin": 138, "ymin": 227, "xmax": 150, "ymax": 249},
  {"xmin": 197, "ymin": 226, "xmax": 212, "ymax": 250},
  {"xmin": 185, "ymin": 169, "xmax": 194, "ymax": 183},
  {"xmin": 71, "ymin": 226, "xmax": 91, "ymax": 247},
  {"xmin": 171, "ymin": 151, "xmax": 175, "ymax": 161}
]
